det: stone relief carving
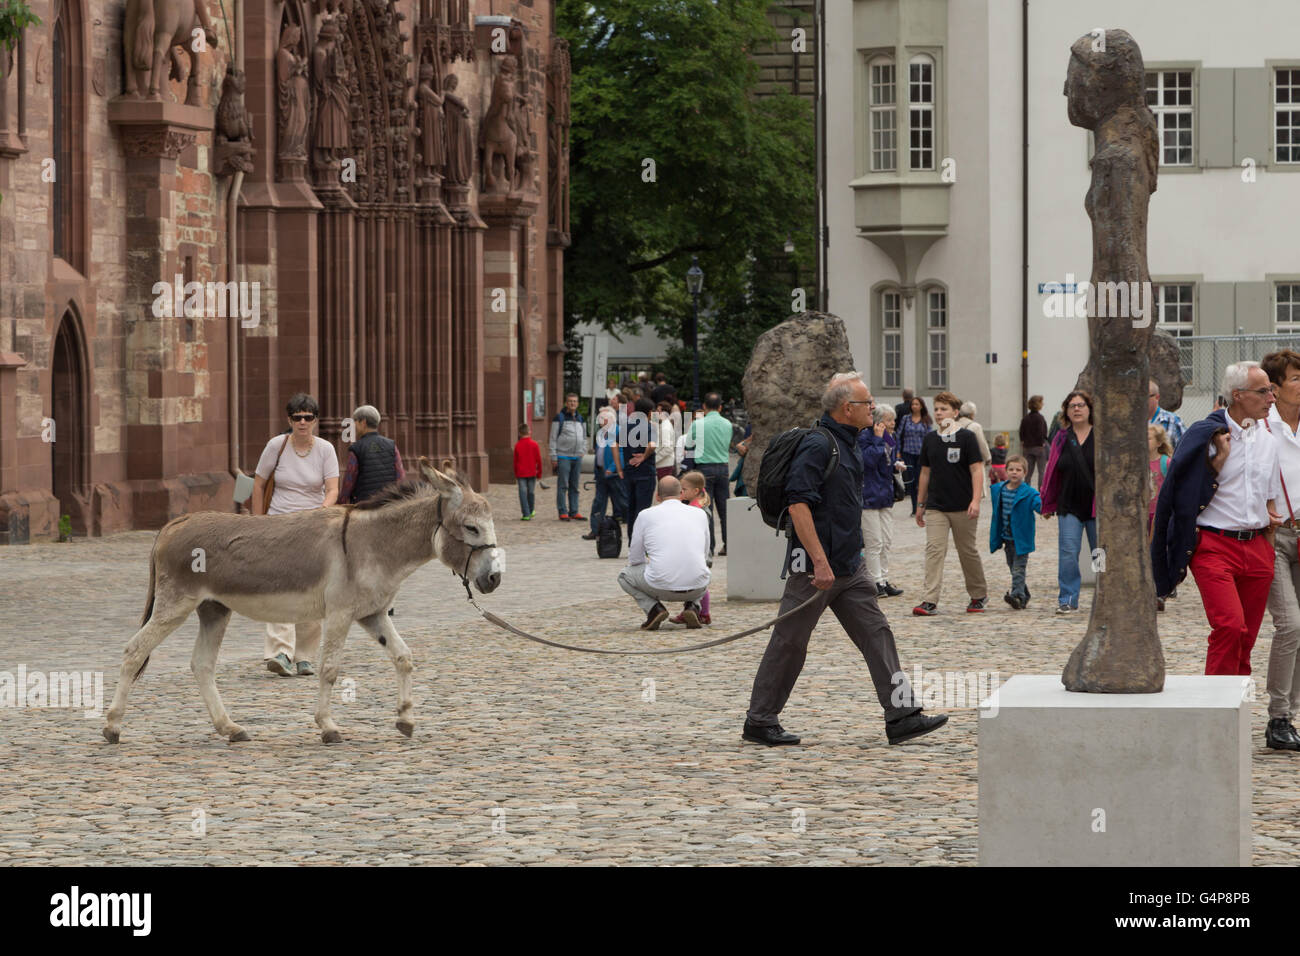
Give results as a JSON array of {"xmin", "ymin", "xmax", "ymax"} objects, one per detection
[
  {"xmin": 442, "ymin": 72, "xmax": 472, "ymax": 188},
  {"xmin": 480, "ymin": 57, "xmax": 518, "ymax": 194},
  {"xmin": 312, "ymin": 17, "xmax": 352, "ymax": 179},
  {"xmin": 122, "ymin": 0, "xmax": 218, "ymax": 104},
  {"xmin": 276, "ymin": 20, "xmax": 310, "ymax": 175},
  {"xmin": 215, "ymin": 67, "xmax": 255, "ymax": 175},
  {"xmin": 547, "ymin": 36, "xmax": 571, "ymax": 239},
  {"xmin": 415, "ymin": 57, "xmax": 445, "ymax": 182}
]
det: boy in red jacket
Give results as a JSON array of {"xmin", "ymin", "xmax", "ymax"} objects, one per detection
[{"xmin": 514, "ymin": 422, "xmax": 543, "ymax": 520}]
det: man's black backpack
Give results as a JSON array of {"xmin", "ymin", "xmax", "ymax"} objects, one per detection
[
  {"xmin": 754, "ymin": 424, "xmax": 839, "ymax": 532},
  {"xmin": 596, "ymin": 515, "xmax": 622, "ymax": 558}
]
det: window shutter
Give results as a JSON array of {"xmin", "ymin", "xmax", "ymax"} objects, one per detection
[
  {"xmin": 1198, "ymin": 283, "xmax": 1235, "ymax": 335},
  {"xmin": 1198, "ymin": 69, "xmax": 1234, "ymax": 168},
  {"xmin": 1234, "ymin": 282, "xmax": 1271, "ymax": 334},
  {"xmin": 1233, "ymin": 68, "xmax": 1271, "ymax": 166}
]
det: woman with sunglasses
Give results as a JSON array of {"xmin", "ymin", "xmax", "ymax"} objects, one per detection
[
  {"xmin": 252, "ymin": 393, "xmax": 340, "ymax": 676},
  {"xmin": 1040, "ymin": 390, "xmax": 1096, "ymax": 614}
]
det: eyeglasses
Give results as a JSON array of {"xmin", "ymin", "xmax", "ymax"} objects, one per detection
[
  {"xmin": 290, "ymin": 414, "xmax": 317, "ymax": 422},
  {"xmin": 1235, "ymin": 387, "xmax": 1274, "ymax": 398},
  {"xmin": 1066, "ymin": 403, "xmax": 1088, "ymax": 410},
  {"xmin": 846, "ymin": 400, "xmax": 874, "ymax": 406}
]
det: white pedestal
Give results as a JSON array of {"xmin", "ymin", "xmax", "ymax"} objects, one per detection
[
  {"xmin": 725, "ymin": 496, "xmax": 789, "ymax": 601},
  {"xmin": 979, "ymin": 675, "xmax": 1251, "ymax": 866}
]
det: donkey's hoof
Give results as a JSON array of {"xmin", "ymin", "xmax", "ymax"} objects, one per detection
[
  {"xmin": 321, "ymin": 729, "xmax": 343, "ymax": 744},
  {"xmin": 228, "ymin": 729, "xmax": 250, "ymax": 742},
  {"xmin": 396, "ymin": 720, "xmax": 414, "ymax": 738},
  {"xmin": 103, "ymin": 728, "xmax": 120, "ymax": 744}
]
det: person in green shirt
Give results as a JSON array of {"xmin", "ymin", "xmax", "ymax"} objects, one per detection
[{"xmin": 687, "ymin": 392, "xmax": 734, "ymax": 555}]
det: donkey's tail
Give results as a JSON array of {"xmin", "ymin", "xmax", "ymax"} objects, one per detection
[{"xmin": 140, "ymin": 534, "xmax": 159, "ymax": 627}]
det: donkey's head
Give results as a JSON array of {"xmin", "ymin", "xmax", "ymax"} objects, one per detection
[{"xmin": 421, "ymin": 459, "xmax": 504, "ymax": 593}]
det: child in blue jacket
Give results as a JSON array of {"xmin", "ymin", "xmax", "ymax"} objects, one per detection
[{"xmin": 990, "ymin": 455, "xmax": 1042, "ymax": 609}]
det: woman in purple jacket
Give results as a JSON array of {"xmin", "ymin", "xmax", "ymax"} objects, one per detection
[{"xmin": 860, "ymin": 406, "xmax": 907, "ymax": 598}]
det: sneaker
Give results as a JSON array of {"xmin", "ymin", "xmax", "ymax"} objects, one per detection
[
  {"xmin": 1056, "ymin": 604, "xmax": 1073, "ymax": 615},
  {"xmin": 1003, "ymin": 591, "xmax": 1020, "ymax": 610},
  {"xmin": 581, "ymin": 531, "xmax": 598, "ymax": 540},
  {"xmin": 641, "ymin": 602, "xmax": 669, "ymax": 631},
  {"xmin": 699, "ymin": 613, "xmax": 712, "ymax": 625},
  {"xmin": 718, "ymin": 545, "xmax": 727, "ymax": 557},
  {"xmin": 265, "ymin": 653, "xmax": 293, "ymax": 677},
  {"xmin": 881, "ymin": 581, "xmax": 904, "ymax": 597},
  {"xmin": 521, "ymin": 514, "xmax": 532, "ymax": 521},
  {"xmin": 966, "ymin": 597, "xmax": 988, "ymax": 613},
  {"xmin": 669, "ymin": 612, "xmax": 686, "ymax": 625},
  {"xmin": 681, "ymin": 603, "xmax": 702, "ymax": 629},
  {"xmin": 295, "ymin": 660, "xmax": 315, "ymax": 677},
  {"xmin": 876, "ymin": 582, "xmax": 890, "ymax": 598},
  {"xmin": 570, "ymin": 512, "xmax": 586, "ymax": 521},
  {"xmin": 912, "ymin": 602, "xmax": 938, "ymax": 616},
  {"xmin": 559, "ymin": 514, "xmax": 571, "ymax": 521}
]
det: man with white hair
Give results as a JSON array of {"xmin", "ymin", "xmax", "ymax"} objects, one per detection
[
  {"xmin": 340, "ymin": 404, "xmax": 406, "ymax": 504},
  {"xmin": 1152, "ymin": 361, "xmax": 1283, "ymax": 676},
  {"xmin": 743, "ymin": 372, "xmax": 947, "ymax": 747}
]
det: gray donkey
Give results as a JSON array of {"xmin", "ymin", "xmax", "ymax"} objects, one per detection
[{"xmin": 104, "ymin": 460, "xmax": 504, "ymax": 744}]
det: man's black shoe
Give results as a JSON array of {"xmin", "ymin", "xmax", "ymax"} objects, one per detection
[
  {"xmin": 1266, "ymin": 717, "xmax": 1300, "ymax": 751},
  {"xmin": 886, "ymin": 711, "xmax": 948, "ymax": 745},
  {"xmin": 882, "ymin": 581, "xmax": 904, "ymax": 597},
  {"xmin": 581, "ymin": 531, "xmax": 598, "ymax": 540},
  {"xmin": 876, "ymin": 582, "xmax": 889, "ymax": 598},
  {"xmin": 641, "ymin": 602, "xmax": 669, "ymax": 631},
  {"xmin": 742, "ymin": 721, "xmax": 800, "ymax": 746}
]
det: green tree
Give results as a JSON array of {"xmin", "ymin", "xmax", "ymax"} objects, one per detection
[{"xmin": 558, "ymin": 0, "xmax": 815, "ymax": 369}]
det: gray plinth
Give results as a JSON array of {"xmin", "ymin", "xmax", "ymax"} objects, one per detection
[
  {"xmin": 979, "ymin": 675, "xmax": 1251, "ymax": 866},
  {"xmin": 725, "ymin": 496, "xmax": 788, "ymax": 601}
]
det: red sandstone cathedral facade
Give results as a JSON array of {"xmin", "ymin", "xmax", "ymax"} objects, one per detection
[{"xmin": 0, "ymin": 0, "xmax": 568, "ymax": 543}]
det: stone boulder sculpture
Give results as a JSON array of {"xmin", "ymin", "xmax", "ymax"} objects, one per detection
[
  {"xmin": 1076, "ymin": 327, "xmax": 1185, "ymax": 412},
  {"xmin": 741, "ymin": 311, "xmax": 857, "ymax": 492}
]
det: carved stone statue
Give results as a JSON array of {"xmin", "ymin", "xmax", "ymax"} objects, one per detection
[
  {"xmin": 510, "ymin": 91, "xmax": 534, "ymax": 191},
  {"xmin": 442, "ymin": 72, "xmax": 473, "ymax": 187},
  {"xmin": 1061, "ymin": 29, "xmax": 1165, "ymax": 694},
  {"xmin": 547, "ymin": 37, "xmax": 571, "ymax": 239},
  {"xmin": 416, "ymin": 59, "xmax": 445, "ymax": 179},
  {"xmin": 312, "ymin": 18, "xmax": 351, "ymax": 176},
  {"xmin": 214, "ymin": 67, "xmax": 255, "ymax": 175},
  {"xmin": 479, "ymin": 57, "xmax": 518, "ymax": 193},
  {"xmin": 275, "ymin": 22, "xmax": 309, "ymax": 174},
  {"xmin": 122, "ymin": 0, "xmax": 218, "ymax": 104}
]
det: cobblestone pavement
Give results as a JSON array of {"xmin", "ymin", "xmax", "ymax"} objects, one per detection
[{"xmin": 1, "ymin": 482, "xmax": 1297, "ymax": 865}]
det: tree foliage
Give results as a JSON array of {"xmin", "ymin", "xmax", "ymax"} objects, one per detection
[{"xmin": 557, "ymin": 0, "xmax": 815, "ymax": 360}]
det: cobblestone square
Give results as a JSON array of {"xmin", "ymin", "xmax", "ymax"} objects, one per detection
[{"xmin": 1, "ymin": 483, "xmax": 1297, "ymax": 866}]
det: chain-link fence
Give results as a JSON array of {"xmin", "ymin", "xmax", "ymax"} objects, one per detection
[{"xmin": 1174, "ymin": 333, "xmax": 1300, "ymax": 422}]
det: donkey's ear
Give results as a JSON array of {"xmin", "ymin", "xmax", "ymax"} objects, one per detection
[{"xmin": 420, "ymin": 459, "xmax": 463, "ymax": 504}]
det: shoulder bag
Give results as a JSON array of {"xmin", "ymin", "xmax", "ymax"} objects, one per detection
[{"xmin": 262, "ymin": 434, "xmax": 292, "ymax": 514}]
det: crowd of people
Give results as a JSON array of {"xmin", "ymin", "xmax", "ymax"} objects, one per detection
[{"xmin": 243, "ymin": 354, "xmax": 1300, "ymax": 752}]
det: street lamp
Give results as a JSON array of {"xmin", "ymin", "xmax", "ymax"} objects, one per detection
[{"xmin": 686, "ymin": 256, "xmax": 704, "ymax": 410}]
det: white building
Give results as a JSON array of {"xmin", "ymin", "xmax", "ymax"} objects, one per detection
[{"xmin": 823, "ymin": 0, "xmax": 1300, "ymax": 438}]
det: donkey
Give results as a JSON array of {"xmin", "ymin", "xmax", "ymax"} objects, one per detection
[{"xmin": 103, "ymin": 460, "xmax": 504, "ymax": 745}]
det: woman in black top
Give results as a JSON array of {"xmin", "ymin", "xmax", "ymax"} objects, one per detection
[
  {"xmin": 1019, "ymin": 395, "xmax": 1049, "ymax": 487},
  {"xmin": 1040, "ymin": 390, "xmax": 1096, "ymax": 613}
]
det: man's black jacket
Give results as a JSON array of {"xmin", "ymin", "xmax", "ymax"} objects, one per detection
[{"xmin": 785, "ymin": 413, "xmax": 864, "ymax": 577}]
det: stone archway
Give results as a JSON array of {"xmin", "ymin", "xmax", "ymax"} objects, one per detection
[{"xmin": 51, "ymin": 308, "xmax": 89, "ymax": 533}]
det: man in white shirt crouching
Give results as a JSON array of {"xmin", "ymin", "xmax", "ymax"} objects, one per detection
[{"xmin": 619, "ymin": 475, "xmax": 711, "ymax": 630}]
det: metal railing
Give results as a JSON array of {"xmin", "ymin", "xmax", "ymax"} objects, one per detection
[{"xmin": 1173, "ymin": 333, "xmax": 1300, "ymax": 423}]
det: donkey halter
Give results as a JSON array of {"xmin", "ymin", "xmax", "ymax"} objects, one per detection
[{"xmin": 432, "ymin": 495, "xmax": 495, "ymax": 600}]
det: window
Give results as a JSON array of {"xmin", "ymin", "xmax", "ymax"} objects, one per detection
[
  {"xmin": 870, "ymin": 59, "xmax": 897, "ymax": 171},
  {"xmin": 926, "ymin": 289, "xmax": 947, "ymax": 390},
  {"xmin": 909, "ymin": 55, "xmax": 934, "ymax": 171},
  {"xmin": 1276, "ymin": 69, "xmax": 1300, "ymax": 165},
  {"xmin": 881, "ymin": 291, "xmax": 901, "ymax": 389},
  {"xmin": 1154, "ymin": 283, "xmax": 1195, "ymax": 384},
  {"xmin": 1278, "ymin": 283, "xmax": 1300, "ymax": 333},
  {"xmin": 1145, "ymin": 71, "xmax": 1193, "ymax": 166}
]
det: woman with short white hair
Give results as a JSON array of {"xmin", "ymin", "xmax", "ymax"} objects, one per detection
[{"xmin": 859, "ymin": 405, "xmax": 906, "ymax": 597}]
